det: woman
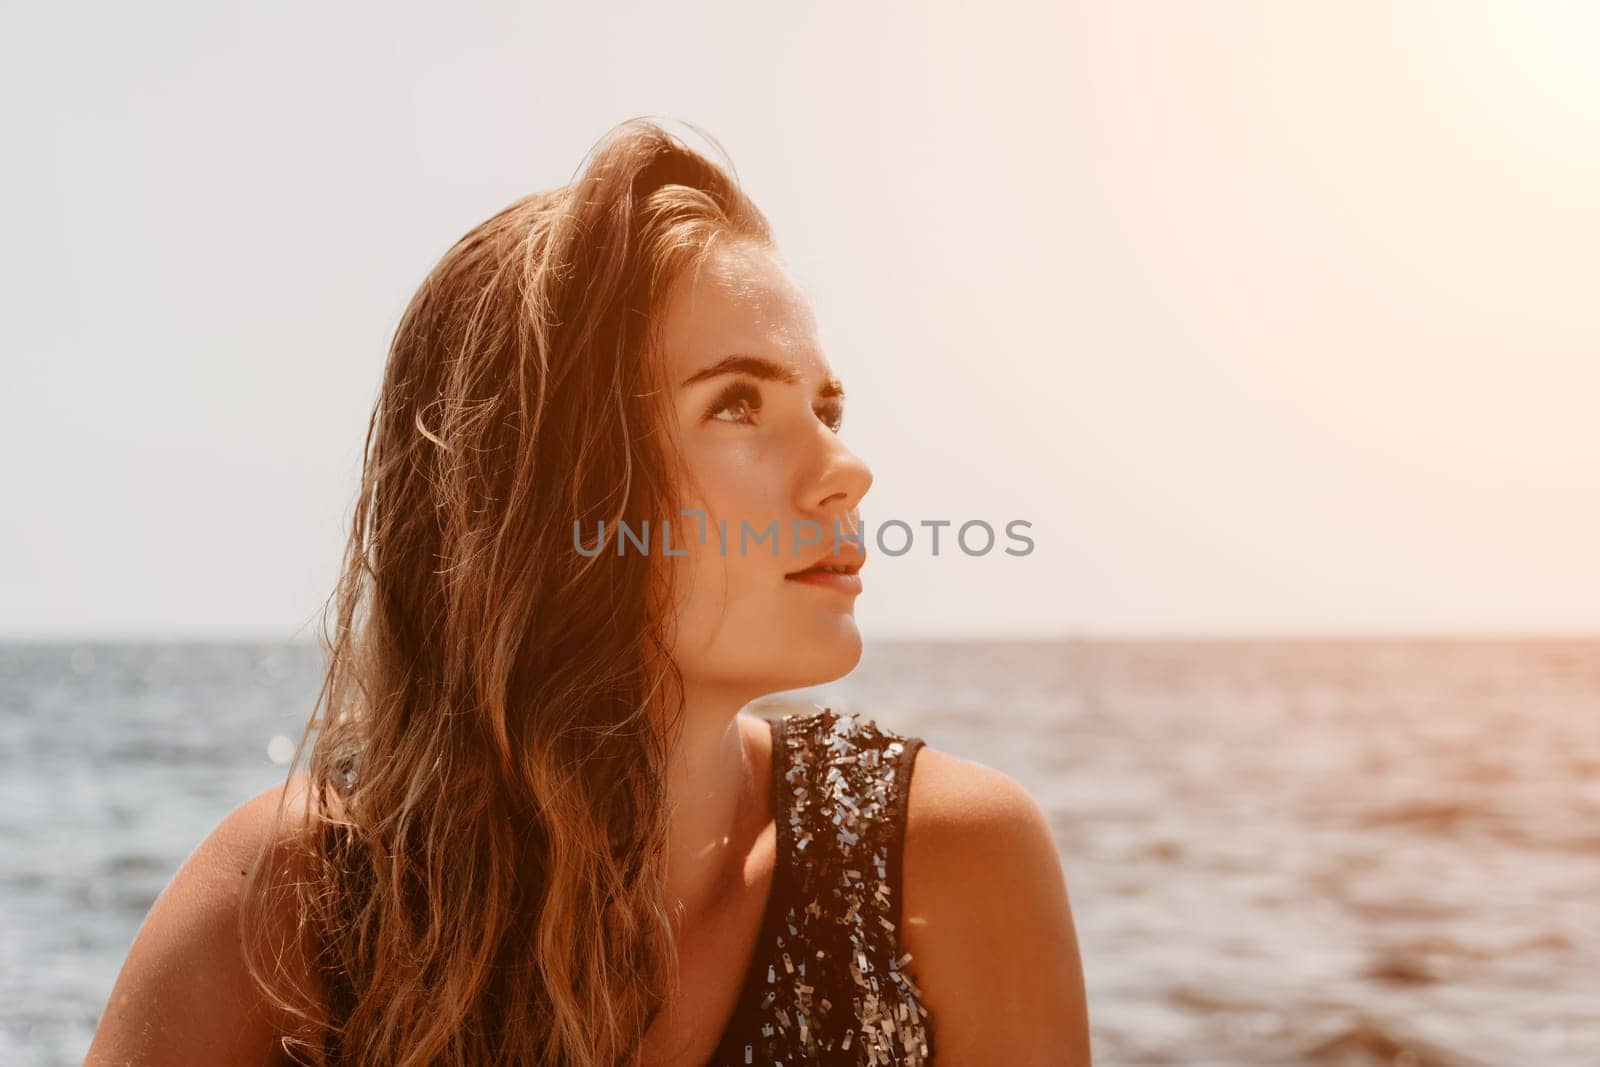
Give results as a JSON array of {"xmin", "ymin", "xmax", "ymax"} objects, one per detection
[{"xmin": 85, "ymin": 118, "xmax": 1090, "ymax": 1066}]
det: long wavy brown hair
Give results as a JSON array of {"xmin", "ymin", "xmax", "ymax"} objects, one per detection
[{"xmin": 240, "ymin": 117, "xmax": 776, "ymax": 1066}]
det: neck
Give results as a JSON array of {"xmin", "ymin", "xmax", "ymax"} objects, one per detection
[{"xmin": 661, "ymin": 681, "xmax": 763, "ymax": 927}]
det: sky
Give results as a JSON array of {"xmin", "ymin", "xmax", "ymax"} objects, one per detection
[{"xmin": 3, "ymin": 1, "xmax": 1597, "ymax": 641}]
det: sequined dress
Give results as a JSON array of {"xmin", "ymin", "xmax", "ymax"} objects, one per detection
[{"xmin": 702, "ymin": 707, "xmax": 934, "ymax": 1066}]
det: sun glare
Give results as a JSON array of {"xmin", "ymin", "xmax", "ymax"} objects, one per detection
[{"xmin": 1450, "ymin": 1, "xmax": 1600, "ymax": 152}]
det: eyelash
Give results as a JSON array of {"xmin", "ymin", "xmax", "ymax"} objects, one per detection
[{"xmin": 704, "ymin": 380, "xmax": 844, "ymax": 433}]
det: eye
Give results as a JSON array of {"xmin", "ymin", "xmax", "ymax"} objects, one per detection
[
  {"xmin": 704, "ymin": 381, "xmax": 762, "ymax": 425},
  {"xmin": 816, "ymin": 400, "xmax": 844, "ymax": 434}
]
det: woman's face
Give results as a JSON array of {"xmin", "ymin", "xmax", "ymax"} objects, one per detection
[{"xmin": 657, "ymin": 238, "xmax": 873, "ymax": 703}]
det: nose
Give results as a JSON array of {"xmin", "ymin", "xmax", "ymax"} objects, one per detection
[{"xmin": 805, "ymin": 429, "xmax": 874, "ymax": 528}]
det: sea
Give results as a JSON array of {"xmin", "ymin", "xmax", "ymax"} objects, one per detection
[{"xmin": 2, "ymin": 638, "xmax": 1597, "ymax": 1066}]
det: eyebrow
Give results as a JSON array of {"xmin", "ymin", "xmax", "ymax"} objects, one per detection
[{"xmin": 681, "ymin": 353, "xmax": 845, "ymax": 399}]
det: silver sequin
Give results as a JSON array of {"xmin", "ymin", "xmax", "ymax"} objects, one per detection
[{"xmin": 711, "ymin": 706, "xmax": 933, "ymax": 1064}]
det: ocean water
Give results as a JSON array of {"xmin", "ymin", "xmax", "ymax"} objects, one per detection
[{"xmin": 3, "ymin": 639, "xmax": 1597, "ymax": 1065}]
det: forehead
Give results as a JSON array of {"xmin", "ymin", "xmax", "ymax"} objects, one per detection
[{"xmin": 657, "ymin": 240, "xmax": 825, "ymax": 383}]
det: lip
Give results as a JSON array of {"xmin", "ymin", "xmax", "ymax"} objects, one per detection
[
  {"xmin": 784, "ymin": 539, "xmax": 867, "ymax": 579},
  {"xmin": 784, "ymin": 569, "xmax": 864, "ymax": 594}
]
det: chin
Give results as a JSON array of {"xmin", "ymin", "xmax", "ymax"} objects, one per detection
[
  {"xmin": 787, "ymin": 613, "xmax": 864, "ymax": 687},
  {"xmin": 686, "ymin": 610, "xmax": 866, "ymax": 700}
]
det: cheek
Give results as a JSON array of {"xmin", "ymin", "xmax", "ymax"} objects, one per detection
[
  {"xmin": 668, "ymin": 432, "xmax": 855, "ymax": 678},
  {"xmin": 670, "ymin": 510, "xmax": 772, "ymax": 619},
  {"xmin": 666, "ymin": 482, "xmax": 786, "ymax": 658},
  {"xmin": 679, "ymin": 438, "xmax": 784, "ymax": 523}
]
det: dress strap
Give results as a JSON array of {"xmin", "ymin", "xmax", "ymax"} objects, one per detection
[
  {"xmin": 774, "ymin": 707, "xmax": 934, "ymax": 1060},
  {"xmin": 885, "ymin": 731, "xmax": 925, "ymax": 937}
]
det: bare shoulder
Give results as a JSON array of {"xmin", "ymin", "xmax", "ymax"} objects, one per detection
[
  {"xmin": 84, "ymin": 772, "xmax": 324, "ymax": 1066},
  {"xmin": 900, "ymin": 745, "xmax": 1093, "ymax": 1066}
]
